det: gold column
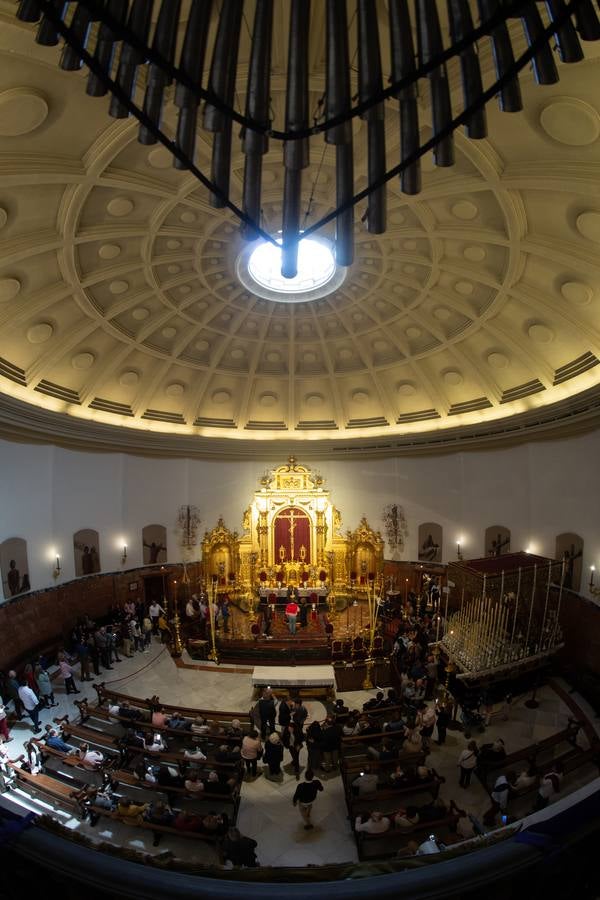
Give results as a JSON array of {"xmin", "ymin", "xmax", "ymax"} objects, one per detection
[
  {"xmin": 258, "ymin": 512, "xmax": 268, "ymax": 567},
  {"xmin": 316, "ymin": 510, "xmax": 326, "ymax": 566}
]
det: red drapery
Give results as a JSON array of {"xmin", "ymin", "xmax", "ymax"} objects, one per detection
[{"xmin": 274, "ymin": 507, "xmax": 311, "ymax": 563}]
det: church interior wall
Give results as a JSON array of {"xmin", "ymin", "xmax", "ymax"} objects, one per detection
[{"xmin": 0, "ymin": 430, "xmax": 599, "ymax": 602}]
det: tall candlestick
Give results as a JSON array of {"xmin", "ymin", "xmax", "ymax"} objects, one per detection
[
  {"xmin": 511, "ymin": 567, "xmax": 522, "ymax": 648},
  {"xmin": 525, "ymin": 564, "xmax": 537, "ymax": 651},
  {"xmin": 551, "ymin": 561, "xmax": 566, "ymax": 647},
  {"xmin": 540, "ymin": 561, "xmax": 552, "ymax": 647}
]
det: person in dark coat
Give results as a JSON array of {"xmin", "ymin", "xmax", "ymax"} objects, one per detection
[
  {"xmin": 257, "ymin": 688, "xmax": 276, "ymax": 738},
  {"xmin": 263, "ymin": 732, "xmax": 284, "ymax": 779},
  {"xmin": 278, "ymin": 698, "xmax": 293, "ymax": 729},
  {"xmin": 221, "ymin": 827, "xmax": 258, "ymax": 867}
]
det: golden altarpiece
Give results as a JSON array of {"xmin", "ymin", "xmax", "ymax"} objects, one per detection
[{"xmin": 200, "ymin": 458, "xmax": 383, "ymax": 592}]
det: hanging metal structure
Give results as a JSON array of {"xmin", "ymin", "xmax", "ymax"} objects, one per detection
[{"xmin": 15, "ymin": 0, "xmax": 600, "ymax": 276}]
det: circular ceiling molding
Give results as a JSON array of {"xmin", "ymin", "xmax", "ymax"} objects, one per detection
[
  {"xmin": 180, "ymin": 210, "xmax": 196, "ymax": 224},
  {"xmin": 463, "ymin": 245, "xmax": 486, "ymax": 262},
  {"xmin": 162, "ymin": 326, "xmax": 177, "ymax": 338},
  {"xmin": 403, "ymin": 240, "xmax": 417, "ymax": 250},
  {"xmin": 0, "ymin": 278, "xmax": 21, "ymax": 302},
  {"xmin": 220, "ymin": 312, "xmax": 232, "ymax": 322},
  {"xmin": 259, "ymin": 391, "xmax": 278, "ymax": 407},
  {"xmin": 109, "ymin": 280, "xmax": 129, "ymax": 295},
  {"xmin": 406, "ymin": 325, "xmax": 421, "ymax": 338},
  {"xmin": 26, "ymin": 322, "xmax": 53, "ymax": 344},
  {"xmin": 196, "ymin": 339, "xmax": 210, "ymax": 351},
  {"xmin": 455, "ymin": 280, "xmax": 474, "ymax": 295},
  {"xmin": 212, "ymin": 389, "xmax": 231, "ymax": 404},
  {"xmin": 304, "ymin": 392, "xmax": 324, "ymax": 407},
  {"xmin": 167, "ymin": 264, "xmax": 181, "ymax": 274},
  {"xmin": 397, "ymin": 381, "xmax": 417, "ymax": 396},
  {"xmin": 179, "ymin": 285, "xmax": 191, "ymax": 294},
  {"xmin": 375, "ymin": 299, "xmax": 388, "ymax": 311},
  {"xmin": 166, "ymin": 239, "xmax": 181, "ymax": 250},
  {"xmin": 0, "ymin": 207, "xmax": 8, "ymax": 229},
  {"xmin": 0, "ymin": 88, "xmax": 48, "ymax": 136},
  {"xmin": 238, "ymin": 236, "xmax": 345, "ymax": 304},
  {"xmin": 528, "ymin": 323, "xmax": 554, "ymax": 343},
  {"xmin": 165, "ymin": 382, "xmax": 185, "ymax": 397},
  {"xmin": 576, "ymin": 210, "xmax": 600, "ymax": 242},
  {"xmin": 372, "ymin": 339, "xmax": 390, "ymax": 352},
  {"xmin": 487, "ymin": 351, "xmax": 509, "ymax": 369},
  {"xmin": 148, "ymin": 147, "xmax": 173, "ymax": 169},
  {"xmin": 98, "ymin": 243, "xmax": 121, "ymax": 260},
  {"xmin": 71, "ymin": 352, "xmax": 95, "ymax": 370},
  {"xmin": 389, "ymin": 210, "xmax": 405, "ymax": 225},
  {"xmin": 433, "ymin": 307, "xmax": 451, "ymax": 321},
  {"xmin": 540, "ymin": 98, "xmax": 600, "ymax": 146},
  {"xmin": 303, "ymin": 351, "xmax": 317, "ymax": 363},
  {"xmin": 230, "ymin": 348, "xmax": 245, "ymax": 359},
  {"xmin": 560, "ymin": 280, "xmax": 593, "ymax": 305},
  {"xmin": 451, "ymin": 200, "xmax": 478, "ymax": 220},
  {"xmin": 266, "ymin": 351, "xmax": 281, "ymax": 362},
  {"xmin": 443, "ymin": 369, "xmax": 463, "ymax": 385},
  {"xmin": 132, "ymin": 307, "xmax": 149, "ymax": 321},
  {"xmin": 403, "ymin": 264, "xmax": 416, "ymax": 274},
  {"xmin": 119, "ymin": 370, "xmax": 139, "ymax": 386},
  {"xmin": 352, "ymin": 389, "xmax": 370, "ymax": 403},
  {"xmin": 107, "ymin": 196, "xmax": 134, "ymax": 217},
  {"xmin": 352, "ymin": 312, "xmax": 364, "ymax": 322},
  {"xmin": 338, "ymin": 348, "xmax": 353, "ymax": 360}
]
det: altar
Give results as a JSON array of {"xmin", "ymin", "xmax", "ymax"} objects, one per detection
[
  {"xmin": 258, "ymin": 587, "xmax": 328, "ymax": 603},
  {"xmin": 251, "ymin": 664, "xmax": 336, "ymax": 699}
]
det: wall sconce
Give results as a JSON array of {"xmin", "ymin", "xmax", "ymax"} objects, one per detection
[
  {"xmin": 121, "ymin": 544, "xmax": 128, "ymax": 565},
  {"xmin": 53, "ymin": 555, "xmax": 61, "ymax": 579}
]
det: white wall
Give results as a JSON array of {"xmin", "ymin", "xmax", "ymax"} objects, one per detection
[{"xmin": 1, "ymin": 430, "xmax": 599, "ymax": 601}]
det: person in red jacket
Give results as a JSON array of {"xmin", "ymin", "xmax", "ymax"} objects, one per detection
[{"xmin": 285, "ymin": 599, "xmax": 299, "ymax": 635}]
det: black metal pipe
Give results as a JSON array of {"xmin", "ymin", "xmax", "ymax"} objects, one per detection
[
  {"xmin": 282, "ymin": 0, "xmax": 311, "ymax": 278},
  {"xmin": 109, "ymin": 0, "xmax": 154, "ymax": 118},
  {"xmin": 416, "ymin": 0, "xmax": 454, "ymax": 166},
  {"xmin": 16, "ymin": 1, "xmax": 43, "ymax": 22},
  {"xmin": 358, "ymin": 0, "xmax": 386, "ymax": 233},
  {"xmin": 60, "ymin": 5, "xmax": 96, "ymax": 72},
  {"xmin": 326, "ymin": 0, "xmax": 354, "ymax": 265},
  {"xmin": 174, "ymin": 0, "xmax": 213, "ymax": 169},
  {"xmin": 139, "ymin": 0, "xmax": 182, "ymax": 144},
  {"xmin": 519, "ymin": 0, "xmax": 559, "ymax": 84},
  {"xmin": 36, "ymin": 1, "xmax": 69, "ymax": 46},
  {"xmin": 242, "ymin": 0, "xmax": 274, "ymax": 239},
  {"xmin": 447, "ymin": 0, "xmax": 487, "ymax": 138},
  {"xmin": 477, "ymin": 0, "xmax": 522, "ymax": 112},
  {"xmin": 572, "ymin": 0, "xmax": 600, "ymax": 40},
  {"xmin": 204, "ymin": 0, "xmax": 244, "ymax": 207},
  {"xmin": 545, "ymin": 0, "xmax": 584, "ymax": 60},
  {"xmin": 86, "ymin": 0, "xmax": 129, "ymax": 97},
  {"xmin": 388, "ymin": 0, "xmax": 421, "ymax": 194}
]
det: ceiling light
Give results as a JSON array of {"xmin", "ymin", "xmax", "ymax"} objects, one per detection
[{"xmin": 238, "ymin": 236, "xmax": 345, "ymax": 303}]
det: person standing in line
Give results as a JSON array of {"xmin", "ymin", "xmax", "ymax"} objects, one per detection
[
  {"xmin": 435, "ymin": 703, "xmax": 450, "ymax": 745},
  {"xmin": 282, "ymin": 722, "xmax": 304, "ymax": 780},
  {"xmin": 263, "ymin": 732, "xmax": 284, "ymax": 780},
  {"xmin": 36, "ymin": 667, "xmax": 57, "ymax": 708},
  {"xmin": 285, "ymin": 599, "xmax": 299, "ymax": 635},
  {"xmin": 457, "ymin": 740, "xmax": 479, "ymax": 788},
  {"xmin": 58, "ymin": 654, "xmax": 80, "ymax": 695},
  {"xmin": 6, "ymin": 671, "xmax": 23, "ymax": 718},
  {"xmin": 292, "ymin": 698, "xmax": 308, "ymax": 730},
  {"xmin": 257, "ymin": 688, "xmax": 276, "ymax": 739},
  {"xmin": 241, "ymin": 729, "xmax": 263, "ymax": 779},
  {"xmin": 292, "ymin": 770, "xmax": 324, "ymax": 830},
  {"xmin": 18, "ymin": 679, "xmax": 41, "ymax": 733},
  {"xmin": 148, "ymin": 600, "xmax": 165, "ymax": 635}
]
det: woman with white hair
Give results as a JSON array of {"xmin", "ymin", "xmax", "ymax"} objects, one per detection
[{"xmin": 263, "ymin": 731, "xmax": 284, "ymax": 779}]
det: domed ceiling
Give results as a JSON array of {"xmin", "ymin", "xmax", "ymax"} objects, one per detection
[{"xmin": 0, "ymin": 7, "xmax": 599, "ymax": 458}]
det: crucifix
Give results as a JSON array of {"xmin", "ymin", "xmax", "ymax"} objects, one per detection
[{"xmin": 277, "ymin": 507, "xmax": 308, "ymax": 562}]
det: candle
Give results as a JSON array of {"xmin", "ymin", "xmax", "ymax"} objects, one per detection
[{"xmin": 590, "ymin": 566, "xmax": 596, "ymax": 588}]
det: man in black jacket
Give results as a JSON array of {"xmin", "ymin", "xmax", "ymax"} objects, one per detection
[
  {"xmin": 321, "ymin": 716, "xmax": 343, "ymax": 771},
  {"xmin": 292, "ymin": 770, "xmax": 324, "ymax": 829}
]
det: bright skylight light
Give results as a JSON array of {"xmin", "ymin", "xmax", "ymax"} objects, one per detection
[{"xmin": 237, "ymin": 235, "xmax": 346, "ymax": 303}]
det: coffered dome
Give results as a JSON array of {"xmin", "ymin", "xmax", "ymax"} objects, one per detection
[{"xmin": 0, "ymin": 11, "xmax": 599, "ymax": 457}]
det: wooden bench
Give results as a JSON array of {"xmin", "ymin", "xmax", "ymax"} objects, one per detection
[
  {"xmin": 93, "ymin": 684, "xmax": 251, "ymax": 724},
  {"xmin": 505, "ymin": 743, "xmax": 600, "ymax": 805},
  {"xmin": 83, "ymin": 702, "xmax": 246, "ymax": 746},
  {"xmin": 346, "ymin": 778, "xmax": 442, "ymax": 817},
  {"xmin": 355, "ymin": 811, "xmax": 459, "ymax": 860},
  {"xmin": 113, "ymin": 768, "xmax": 242, "ymax": 819},
  {"xmin": 341, "ymin": 749, "xmax": 427, "ymax": 775},
  {"xmin": 477, "ymin": 719, "xmax": 583, "ymax": 789},
  {"xmin": 8, "ymin": 763, "xmax": 80, "ymax": 812}
]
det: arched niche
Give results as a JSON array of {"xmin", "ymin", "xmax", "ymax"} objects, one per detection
[
  {"xmin": 556, "ymin": 532, "xmax": 584, "ymax": 592},
  {"xmin": 0, "ymin": 537, "xmax": 30, "ymax": 597},
  {"xmin": 418, "ymin": 523, "xmax": 443, "ymax": 562},
  {"xmin": 142, "ymin": 524, "xmax": 167, "ymax": 565},
  {"xmin": 485, "ymin": 525, "xmax": 511, "ymax": 557},
  {"xmin": 73, "ymin": 528, "xmax": 101, "ymax": 576}
]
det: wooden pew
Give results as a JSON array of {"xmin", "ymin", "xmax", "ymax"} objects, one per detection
[
  {"xmin": 476, "ymin": 719, "xmax": 583, "ymax": 789},
  {"xmin": 341, "ymin": 749, "xmax": 427, "ymax": 776},
  {"xmin": 82, "ymin": 702, "xmax": 246, "ymax": 746},
  {"xmin": 93, "ymin": 683, "xmax": 251, "ymax": 724},
  {"xmin": 506, "ymin": 743, "xmax": 600, "ymax": 805},
  {"xmin": 346, "ymin": 778, "xmax": 442, "ymax": 817},
  {"xmin": 355, "ymin": 810, "xmax": 459, "ymax": 860}
]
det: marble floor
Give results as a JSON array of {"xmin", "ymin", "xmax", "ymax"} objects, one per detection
[{"xmin": 3, "ymin": 638, "xmax": 600, "ymax": 870}]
